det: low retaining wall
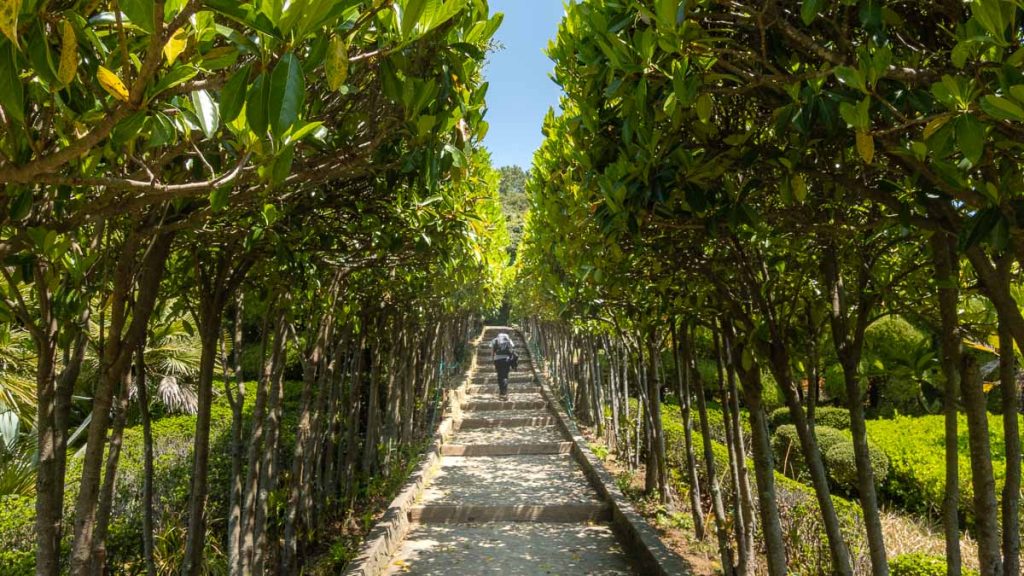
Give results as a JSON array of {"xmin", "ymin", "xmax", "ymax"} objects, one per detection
[
  {"xmin": 342, "ymin": 326, "xmax": 485, "ymax": 576},
  {"xmin": 521, "ymin": 329, "xmax": 691, "ymax": 576}
]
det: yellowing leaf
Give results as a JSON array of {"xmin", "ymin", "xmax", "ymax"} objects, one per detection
[
  {"xmin": 57, "ymin": 20, "xmax": 77, "ymax": 87},
  {"xmin": 325, "ymin": 36, "xmax": 349, "ymax": 91},
  {"xmin": 923, "ymin": 114, "xmax": 951, "ymax": 140},
  {"xmin": 856, "ymin": 130, "xmax": 874, "ymax": 164},
  {"xmin": 163, "ymin": 28, "xmax": 188, "ymax": 65},
  {"xmin": 0, "ymin": 0, "xmax": 20, "ymax": 45},
  {"xmin": 97, "ymin": 66, "xmax": 129, "ymax": 102},
  {"xmin": 791, "ymin": 173, "xmax": 807, "ymax": 203},
  {"xmin": 695, "ymin": 93, "xmax": 713, "ymax": 123}
]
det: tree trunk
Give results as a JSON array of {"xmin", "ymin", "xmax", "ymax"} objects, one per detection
[
  {"xmin": 931, "ymin": 232, "xmax": 962, "ymax": 575},
  {"xmin": 961, "ymin": 355, "xmax": 1004, "ymax": 575},
  {"xmin": 822, "ymin": 250, "xmax": 888, "ymax": 575},
  {"xmin": 136, "ymin": 344, "xmax": 157, "ymax": 576},
  {"xmin": 691, "ymin": 326, "xmax": 735, "ymax": 575},
  {"xmin": 181, "ymin": 319, "xmax": 224, "ymax": 576},
  {"xmin": 998, "ymin": 318, "xmax": 1020, "ymax": 576},
  {"xmin": 673, "ymin": 321, "xmax": 704, "ymax": 536},
  {"xmin": 33, "ymin": 329, "xmax": 61, "ymax": 576},
  {"xmin": 240, "ymin": 309, "xmax": 285, "ymax": 574},
  {"xmin": 722, "ymin": 325, "xmax": 755, "ymax": 571},
  {"xmin": 92, "ymin": 369, "xmax": 132, "ymax": 574},
  {"xmin": 765, "ymin": 339, "xmax": 853, "ymax": 576},
  {"xmin": 734, "ymin": 353, "xmax": 787, "ymax": 576},
  {"xmin": 226, "ymin": 296, "xmax": 245, "ymax": 576},
  {"xmin": 70, "ymin": 232, "xmax": 173, "ymax": 576}
]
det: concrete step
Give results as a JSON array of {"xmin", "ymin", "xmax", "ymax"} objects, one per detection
[
  {"xmin": 381, "ymin": 523, "xmax": 635, "ymax": 575},
  {"xmin": 408, "ymin": 503, "xmax": 611, "ymax": 523},
  {"xmin": 452, "ymin": 425, "xmax": 566, "ymax": 445},
  {"xmin": 440, "ymin": 442, "xmax": 572, "ymax": 457},
  {"xmin": 422, "ymin": 454, "xmax": 598, "ymax": 507},
  {"xmin": 466, "ymin": 385, "xmax": 541, "ymax": 395},
  {"xmin": 470, "ymin": 374, "xmax": 534, "ymax": 384},
  {"xmin": 463, "ymin": 400, "xmax": 547, "ymax": 411},
  {"xmin": 459, "ymin": 416, "xmax": 556, "ymax": 429}
]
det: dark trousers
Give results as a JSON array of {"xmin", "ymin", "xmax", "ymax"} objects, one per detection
[{"xmin": 494, "ymin": 358, "xmax": 511, "ymax": 395}]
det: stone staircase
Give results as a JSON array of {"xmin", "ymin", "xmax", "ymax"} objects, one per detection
[{"xmin": 382, "ymin": 327, "xmax": 636, "ymax": 575}]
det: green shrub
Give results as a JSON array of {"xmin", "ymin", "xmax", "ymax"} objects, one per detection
[
  {"xmin": 867, "ymin": 413, "xmax": 1021, "ymax": 527},
  {"xmin": 889, "ymin": 552, "xmax": 979, "ymax": 576},
  {"xmin": 822, "ymin": 439, "xmax": 890, "ymax": 492},
  {"xmin": 772, "ymin": 424, "xmax": 847, "ymax": 481},
  {"xmin": 0, "ymin": 495, "xmax": 35, "ymax": 576},
  {"xmin": 770, "ymin": 406, "xmax": 850, "ymax": 430}
]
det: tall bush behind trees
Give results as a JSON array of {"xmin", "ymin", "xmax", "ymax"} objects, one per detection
[
  {"xmin": 514, "ymin": 1, "xmax": 1023, "ymax": 575},
  {"xmin": 0, "ymin": 0, "xmax": 508, "ymax": 574}
]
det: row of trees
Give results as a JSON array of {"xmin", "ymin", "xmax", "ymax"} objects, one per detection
[
  {"xmin": 0, "ymin": 1, "xmax": 507, "ymax": 574},
  {"xmin": 514, "ymin": 1, "xmax": 1022, "ymax": 575}
]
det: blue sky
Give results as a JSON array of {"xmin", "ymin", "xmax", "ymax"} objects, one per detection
[{"xmin": 483, "ymin": 0, "xmax": 566, "ymax": 170}]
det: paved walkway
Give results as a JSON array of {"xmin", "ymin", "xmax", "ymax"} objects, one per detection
[{"xmin": 383, "ymin": 327, "xmax": 637, "ymax": 575}]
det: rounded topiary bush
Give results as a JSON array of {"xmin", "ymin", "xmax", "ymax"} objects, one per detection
[
  {"xmin": 770, "ymin": 406, "xmax": 850, "ymax": 430},
  {"xmin": 822, "ymin": 438, "xmax": 890, "ymax": 492},
  {"xmin": 772, "ymin": 424, "xmax": 847, "ymax": 480},
  {"xmin": 889, "ymin": 553, "xmax": 978, "ymax": 576}
]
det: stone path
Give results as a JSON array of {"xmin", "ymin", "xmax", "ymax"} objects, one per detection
[{"xmin": 383, "ymin": 327, "xmax": 637, "ymax": 575}]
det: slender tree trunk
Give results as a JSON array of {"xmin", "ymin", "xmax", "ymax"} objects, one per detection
[
  {"xmin": 33, "ymin": 332, "xmax": 61, "ymax": 576},
  {"xmin": 961, "ymin": 355, "xmax": 1004, "ymax": 575},
  {"xmin": 136, "ymin": 344, "xmax": 157, "ymax": 576},
  {"xmin": 998, "ymin": 318, "xmax": 1020, "ymax": 576},
  {"xmin": 716, "ymin": 326, "xmax": 751, "ymax": 575},
  {"xmin": 722, "ymin": 325, "xmax": 755, "ymax": 568},
  {"xmin": 240, "ymin": 309, "xmax": 284, "ymax": 574},
  {"xmin": 226, "ymin": 296, "xmax": 245, "ymax": 576},
  {"xmin": 734, "ymin": 354, "xmax": 786, "ymax": 576},
  {"xmin": 822, "ymin": 250, "xmax": 888, "ymax": 575},
  {"xmin": 182, "ymin": 319, "xmax": 224, "ymax": 576},
  {"xmin": 931, "ymin": 232, "xmax": 962, "ymax": 575},
  {"xmin": 691, "ymin": 326, "xmax": 734, "ymax": 575},
  {"xmin": 253, "ymin": 338, "xmax": 287, "ymax": 575},
  {"xmin": 70, "ymin": 232, "xmax": 173, "ymax": 576},
  {"xmin": 92, "ymin": 369, "xmax": 132, "ymax": 573},
  {"xmin": 673, "ymin": 320, "xmax": 704, "ymax": 536}
]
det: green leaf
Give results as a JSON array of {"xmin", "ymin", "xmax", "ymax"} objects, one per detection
[
  {"xmin": 834, "ymin": 66, "xmax": 866, "ymax": 93},
  {"xmin": 268, "ymin": 53, "xmax": 304, "ymax": 136},
  {"xmin": 245, "ymin": 74, "xmax": 270, "ymax": 135},
  {"xmin": 150, "ymin": 65, "xmax": 199, "ymax": 97},
  {"xmin": 191, "ymin": 89, "xmax": 220, "ymax": 139},
  {"xmin": 656, "ymin": 0, "xmax": 679, "ymax": 31},
  {"xmin": 0, "ymin": 42, "xmax": 24, "ymax": 122},
  {"xmin": 959, "ymin": 207, "xmax": 1002, "ymax": 250},
  {"xmin": 791, "ymin": 173, "xmax": 807, "ymax": 202},
  {"xmin": 695, "ymin": 93, "xmax": 712, "ymax": 123},
  {"xmin": 284, "ymin": 120, "xmax": 323, "ymax": 144},
  {"xmin": 219, "ymin": 64, "xmax": 250, "ymax": 123},
  {"xmin": 209, "ymin": 186, "xmax": 230, "ymax": 211},
  {"xmin": 401, "ymin": 0, "xmax": 428, "ymax": 38},
  {"xmin": 979, "ymin": 95, "xmax": 1024, "ymax": 122},
  {"xmin": 121, "ymin": 0, "xmax": 155, "ymax": 33},
  {"xmin": 801, "ymin": 0, "xmax": 824, "ymax": 26},
  {"xmin": 955, "ymin": 114, "xmax": 985, "ymax": 165}
]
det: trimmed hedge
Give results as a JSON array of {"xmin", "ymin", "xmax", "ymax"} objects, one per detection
[
  {"xmin": 867, "ymin": 413, "xmax": 1021, "ymax": 526},
  {"xmin": 889, "ymin": 553, "xmax": 979, "ymax": 576},
  {"xmin": 657, "ymin": 407, "xmax": 868, "ymax": 574},
  {"xmin": 0, "ymin": 495, "xmax": 35, "ymax": 575},
  {"xmin": 0, "ymin": 381, "xmax": 307, "ymax": 573},
  {"xmin": 822, "ymin": 440, "xmax": 890, "ymax": 491},
  {"xmin": 770, "ymin": 406, "xmax": 850, "ymax": 431},
  {"xmin": 772, "ymin": 424, "xmax": 889, "ymax": 493}
]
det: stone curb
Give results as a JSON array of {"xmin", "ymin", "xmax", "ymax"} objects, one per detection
[
  {"xmin": 520, "ymin": 329, "xmax": 693, "ymax": 576},
  {"xmin": 342, "ymin": 326, "xmax": 487, "ymax": 576}
]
